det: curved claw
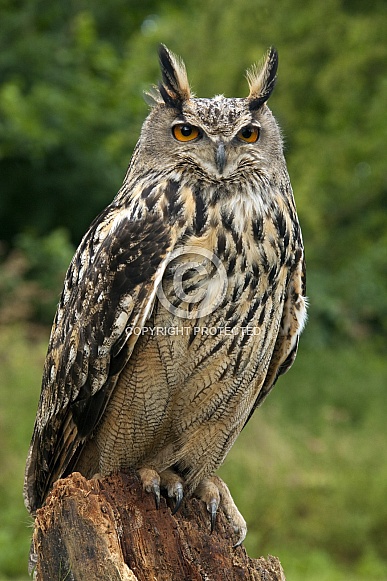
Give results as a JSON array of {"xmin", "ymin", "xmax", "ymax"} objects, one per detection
[
  {"xmin": 232, "ymin": 524, "xmax": 248, "ymax": 548},
  {"xmin": 171, "ymin": 483, "xmax": 184, "ymax": 515},
  {"xmin": 208, "ymin": 499, "xmax": 218, "ymax": 533},
  {"xmin": 138, "ymin": 468, "xmax": 161, "ymax": 510},
  {"xmin": 195, "ymin": 476, "xmax": 247, "ymax": 546},
  {"xmin": 153, "ymin": 483, "xmax": 161, "ymax": 510}
]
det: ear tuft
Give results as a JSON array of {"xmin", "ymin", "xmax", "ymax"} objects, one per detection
[
  {"xmin": 158, "ymin": 44, "xmax": 191, "ymax": 109},
  {"xmin": 247, "ymin": 47, "xmax": 278, "ymax": 110}
]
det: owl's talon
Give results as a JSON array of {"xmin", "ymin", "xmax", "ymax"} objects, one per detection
[
  {"xmin": 209, "ymin": 498, "xmax": 218, "ymax": 532},
  {"xmin": 153, "ymin": 483, "xmax": 161, "ymax": 509},
  {"xmin": 171, "ymin": 483, "xmax": 184, "ymax": 514},
  {"xmin": 160, "ymin": 469, "xmax": 184, "ymax": 514},
  {"xmin": 194, "ymin": 477, "xmax": 220, "ymax": 533},
  {"xmin": 233, "ymin": 528, "xmax": 247, "ymax": 548},
  {"xmin": 194, "ymin": 476, "xmax": 247, "ymax": 545},
  {"xmin": 138, "ymin": 467, "xmax": 161, "ymax": 509}
]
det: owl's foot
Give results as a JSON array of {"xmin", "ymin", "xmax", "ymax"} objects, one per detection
[
  {"xmin": 194, "ymin": 475, "xmax": 247, "ymax": 546},
  {"xmin": 160, "ymin": 468, "xmax": 184, "ymax": 513},
  {"xmin": 138, "ymin": 467, "xmax": 184, "ymax": 513},
  {"xmin": 138, "ymin": 467, "xmax": 161, "ymax": 508},
  {"xmin": 195, "ymin": 477, "xmax": 220, "ymax": 532}
]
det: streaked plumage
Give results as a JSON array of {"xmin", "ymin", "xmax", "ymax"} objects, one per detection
[{"xmin": 24, "ymin": 45, "xmax": 306, "ymax": 544}]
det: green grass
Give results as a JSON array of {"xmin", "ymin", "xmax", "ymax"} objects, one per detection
[
  {"xmin": 0, "ymin": 326, "xmax": 48, "ymax": 581},
  {"xmin": 0, "ymin": 324, "xmax": 386, "ymax": 579}
]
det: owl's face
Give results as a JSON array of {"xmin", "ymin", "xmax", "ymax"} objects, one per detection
[{"xmin": 138, "ymin": 46, "xmax": 282, "ymax": 183}]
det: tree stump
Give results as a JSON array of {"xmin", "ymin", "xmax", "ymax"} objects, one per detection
[{"xmin": 32, "ymin": 470, "xmax": 286, "ymax": 580}]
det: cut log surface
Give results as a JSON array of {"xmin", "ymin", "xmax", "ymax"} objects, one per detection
[{"xmin": 33, "ymin": 471, "xmax": 286, "ymax": 581}]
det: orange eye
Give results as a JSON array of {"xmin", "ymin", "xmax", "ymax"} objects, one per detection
[
  {"xmin": 172, "ymin": 124, "xmax": 201, "ymax": 142},
  {"xmin": 237, "ymin": 125, "xmax": 260, "ymax": 143}
]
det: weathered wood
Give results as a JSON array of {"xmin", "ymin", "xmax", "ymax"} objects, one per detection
[{"xmin": 32, "ymin": 471, "xmax": 286, "ymax": 581}]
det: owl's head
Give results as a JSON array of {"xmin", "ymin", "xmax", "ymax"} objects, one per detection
[{"xmin": 140, "ymin": 45, "xmax": 283, "ymax": 181}]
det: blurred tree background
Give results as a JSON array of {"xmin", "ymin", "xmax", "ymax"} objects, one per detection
[{"xmin": 0, "ymin": 0, "xmax": 386, "ymax": 579}]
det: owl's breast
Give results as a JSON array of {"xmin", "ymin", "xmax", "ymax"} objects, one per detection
[
  {"xmin": 158, "ymin": 188, "xmax": 292, "ymax": 319},
  {"xmin": 152, "ymin": 212, "xmax": 289, "ymax": 376},
  {"xmin": 95, "ymin": 198, "xmax": 294, "ymax": 473}
]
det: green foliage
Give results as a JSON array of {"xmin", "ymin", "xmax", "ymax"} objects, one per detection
[
  {"xmin": 0, "ymin": 230, "xmax": 74, "ymax": 325},
  {"xmin": 0, "ymin": 1, "xmax": 160, "ymax": 242}
]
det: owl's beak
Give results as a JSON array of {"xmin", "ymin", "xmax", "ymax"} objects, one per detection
[{"xmin": 215, "ymin": 141, "xmax": 227, "ymax": 174}]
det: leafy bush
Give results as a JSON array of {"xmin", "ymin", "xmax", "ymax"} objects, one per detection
[{"xmin": 0, "ymin": 230, "xmax": 74, "ymax": 326}]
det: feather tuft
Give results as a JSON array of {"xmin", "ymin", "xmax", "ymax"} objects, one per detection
[
  {"xmin": 246, "ymin": 47, "xmax": 278, "ymax": 110},
  {"xmin": 158, "ymin": 44, "xmax": 191, "ymax": 109}
]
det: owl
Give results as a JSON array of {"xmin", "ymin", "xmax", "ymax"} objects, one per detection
[{"xmin": 24, "ymin": 45, "xmax": 306, "ymax": 545}]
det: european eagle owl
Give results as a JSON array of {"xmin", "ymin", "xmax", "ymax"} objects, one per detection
[{"xmin": 24, "ymin": 45, "xmax": 307, "ymax": 545}]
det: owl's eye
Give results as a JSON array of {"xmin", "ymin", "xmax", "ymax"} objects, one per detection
[
  {"xmin": 237, "ymin": 125, "xmax": 260, "ymax": 143},
  {"xmin": 172, "ymin": 124, "xmax": 201, "ymax": 142}
]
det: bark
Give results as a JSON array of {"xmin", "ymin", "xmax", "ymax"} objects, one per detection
[{"xmin": 32, "ymin": 470, "xmax": 286, "ymax": 581}]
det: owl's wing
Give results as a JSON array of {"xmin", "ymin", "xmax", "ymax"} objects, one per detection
[
  {"xmin": 245, "ymin": 248, "xmax": 307, "ymax": 426},
  {"xmin": 24, "ymin": 195, "xmax": 176, "ymax": 513}
]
